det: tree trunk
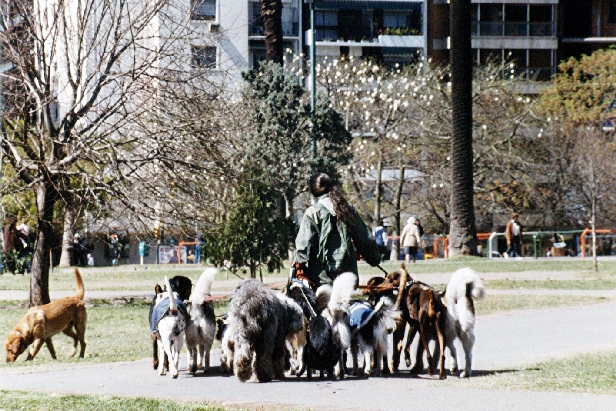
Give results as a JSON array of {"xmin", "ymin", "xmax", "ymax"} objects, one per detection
[
  {"xmin": 261, "ymin": 0, "xmax": 283, "ymax": 65},
  {"xmin": 373, "ymin": 155, "xmax": 383, "ymax": 228},
  {"xmin": 390, "ymin": 164, "xmax": 405, "ymax": 261},
  {"xmin": 29, "ymin": 182, "xmax": 57, "ymax": 307},
  {"xmin": 59, "ymin": 206, "xmax": 76, "ymax": 267},
  {"xmin": 448, "ymin": 0, "xmax": 477, "ymax": 257}
]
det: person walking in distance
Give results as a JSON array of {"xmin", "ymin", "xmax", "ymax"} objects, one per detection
[
  {"xmin": 374, "ymin": 220, "xmax": 388, "ymax": 262},
  {"xmin": 401, "ymin": 216, "xmax": 422, "ymax": 263},
  {"xmin": 504, "ymin": 212, "xmax": 523, "ymax": 258}
]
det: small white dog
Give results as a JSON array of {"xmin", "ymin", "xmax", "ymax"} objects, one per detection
[
  {"xmin": 152, "ymin": 276, "xmax": 187, "ymax": 378},
  {"xmin": 185, "ymin": 268, "xmax": 217, "ymax": 373},
  {"xmin": 442, "ymin": 268, "xmax": 486, "ymax": 378}
]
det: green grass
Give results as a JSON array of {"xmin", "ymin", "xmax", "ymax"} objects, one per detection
[
  {"xmin": 3, "ymin": 258, "xmax": 616, "ymax": 294},
  {"xmin": 0, "ymin": 391, "xmax": 244, "ymax": 411},
  {"xmin": 0, "ymin": 298, "xmax": 230, "ymax": 374},
  {"xmin": 448, "ymin": 350, "xmax": 616, "ymax": 394},
  {"xmin": 475, "ymin": 295, "xmax": 612, "ymax": 315},
  {"xmin": 369, "ymin": 257, "xmax": 616, "ymax": 275},
  {"xmin": 486, "ymin": 277, "xmax": 616, "ymax": 290},
  {"xmin": 0, "ymin": 265, "xmax": 282, "ymax": 293}
]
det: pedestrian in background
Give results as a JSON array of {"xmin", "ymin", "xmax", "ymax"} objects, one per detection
[
  {"xmin": 401, "ymin": 216, "xmax": 421, "ymax": 263},
  {"xmin": 374, "ymin": 220, "xmax": 388, "ymax": 262},
  {"xmin": 504, "ymin": 212, "xmax": 523, "ymax": 258}
]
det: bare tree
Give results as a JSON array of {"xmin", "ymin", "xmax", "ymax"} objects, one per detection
[{"xmin": 0, "ymin": 0, "xmax": 230, "ymax": 305}]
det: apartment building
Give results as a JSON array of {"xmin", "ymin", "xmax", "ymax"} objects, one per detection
[
  {"xmin": 297, "ymin": 0, "xmax": 615, "ymax": 79},
  {"xmin": 189, "ymin": 0, "xmax": 301, "ymax": 76}
]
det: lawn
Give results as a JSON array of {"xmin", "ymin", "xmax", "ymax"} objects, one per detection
[
  {"xmin": 447, "ymin": 350, "xmax": 616, "ymax": 395},
  {"xmin": 2, "ymin": 257, "xmax": 616, "ymax": 293},
  {"xmin": 0, "ymin": 298, "xmax": 230, "ymax": 374},
  {"xmin": 0, "ymin": 391, "xmax": 244, "ymax": 411}
]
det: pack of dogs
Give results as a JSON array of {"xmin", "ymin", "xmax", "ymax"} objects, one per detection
[{"xmin": 6, "ymin": 264, "xmax": 485, "ymax": 384}]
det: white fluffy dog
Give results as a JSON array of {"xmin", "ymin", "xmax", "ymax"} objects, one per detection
[
  {"xmin": 442, "ymin": 268, "xmax": 487, "ymax": 378},
  {"xmin": 152, "ymin": 276, "xmax": 187, "ymax": 378},
  {"xmin": 185, "ymin": 268, "xmax": 217, "ymax": 373},
  {"xmin": 318, "ymin": 272, "xmax": 356, "ymax": 378}
]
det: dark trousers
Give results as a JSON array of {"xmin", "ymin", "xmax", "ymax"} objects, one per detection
[{"xmin": 506, "ymin": 236, "xmax": 522, "ymax": 257}]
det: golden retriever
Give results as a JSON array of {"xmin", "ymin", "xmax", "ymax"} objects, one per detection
[{"xmin": 5, "ymin": 267, "xmax": 87, "ymax": 362}]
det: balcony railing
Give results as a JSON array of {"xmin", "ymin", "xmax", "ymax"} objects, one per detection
[
  {"xmin": 472, "ymin": 22, "xmax": 554, "ymax": 37},
  {"xmin": 249, "ymin": 22, "xmax": 299, "ymax": 37}
]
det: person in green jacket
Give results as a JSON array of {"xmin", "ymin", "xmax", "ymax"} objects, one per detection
[{"xmin": 293, "ymin": 173, "xmax": 380, "ymax": 289}]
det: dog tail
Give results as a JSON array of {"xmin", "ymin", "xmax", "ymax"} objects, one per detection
[
  {"xmin": 445, "ymin": 268, "xmax": 486, "ymax": 304},
  {"xmin": 328, "ymin": 272, "xmax": 356, "ymax": 314},
  {"xmin": 191, "ymin": 268, "xmax": 218, "ymax": 305},
  {"xmin": 394, "ymin": 266, "xmax": 409, "ymax": 310},
  {"xmin": 74, "ymin": 267, "xmax": 85, "ymax": 300}
]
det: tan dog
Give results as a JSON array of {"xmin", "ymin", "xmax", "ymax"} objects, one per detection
[{"xmin": 5, "ymin": 267, "xmax": 87, "ymax": 362}]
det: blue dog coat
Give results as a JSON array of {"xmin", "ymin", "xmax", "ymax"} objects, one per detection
[
  {"xmin": 150, "ymin": 296, "xmax": 188, "ymax": 333},
  {"xmin": 349, "ymin": 302, "xmax": 374, "ymax": 332}
]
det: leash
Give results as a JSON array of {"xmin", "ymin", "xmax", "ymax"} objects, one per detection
[
  {"xmin": 376, "ymin": 264, "xmax": 389, "ymax": 276},
  {"xmin": 290, "ymin": 280, "xmax": 318, "ymax": 318}
]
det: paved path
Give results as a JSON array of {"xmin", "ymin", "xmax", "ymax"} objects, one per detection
[{"xmin": 2, "ymin": 302, "xmax": 616, "ymax": 410}]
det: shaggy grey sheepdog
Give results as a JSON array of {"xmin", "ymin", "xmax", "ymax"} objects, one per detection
[{"xmin": 229, "ymin": 279, "xmax": 304, "ymax": 382}]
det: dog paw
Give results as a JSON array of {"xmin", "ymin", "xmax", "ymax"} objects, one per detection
[
  {"xmin": 450, "ymin": 366, "xmax": 458, "ymax": 374},
  {"xmin": 460, "ymin": 370, "xmax": 471, "ymax": 378},
  {"xmin": 439, "ymin": 373, "xmax": 447, "ymax": 380}
]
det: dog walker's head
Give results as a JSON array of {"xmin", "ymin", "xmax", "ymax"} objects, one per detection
[{"xmin": 5, "ymin": 331, "xmax": 28, "ymax": 363}]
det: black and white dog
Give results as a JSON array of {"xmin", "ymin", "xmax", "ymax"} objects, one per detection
[
  {"xmin": 228, "ymin": 279, "xmax": 304, "ymax": 383},
  {"xmin": 185, "ymin": 268, "xmax": 217, "ymax": 373},
  {"xmin": 150, "ymin": 276, "xmax": 188, "ymax": 378},
  {"xmin": 349, "ymin": 297, "xmax": 399, "ymax": 377},
  {"xmin": 149, "ymin": 275, "xmax": 192, "ymax": 371}
]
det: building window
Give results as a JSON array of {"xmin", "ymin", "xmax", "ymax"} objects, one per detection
[
  {"xmin": 192, "ymin": 0, "xmax": 216, "ymax": 21},
  {"xmin": 191, "ymin": 46, "xmax": 216, "ymax": 69},
  {"xmin": 315, "ymin": 10, "xmax": 338, "ymax": 41}
]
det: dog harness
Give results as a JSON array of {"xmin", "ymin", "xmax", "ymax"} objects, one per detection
[
  {"xmin": 150, "ymin": 296, "xmax": 189, "ymax": 333},
  {"xmin": 349, "ymin": 302, "xmax": 374, "ymax": 332}
]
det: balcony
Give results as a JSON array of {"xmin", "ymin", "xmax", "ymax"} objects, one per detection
[
  {"xmin": 249, "ymin": 22, "xmax": 300, "ymax": 37},
  {"xmin": 472, "ymin": 22, "xmax": 554, "ymax": 37}
]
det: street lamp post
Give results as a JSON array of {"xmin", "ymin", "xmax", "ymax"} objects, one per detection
[{"xmin": 306, "ymin": 0, "xmax": 317, "ymax": 158}]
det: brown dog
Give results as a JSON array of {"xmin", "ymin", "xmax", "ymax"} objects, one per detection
[{"xmin": 5, "ymin": 267, "xmax": 87, "ymax": 362}]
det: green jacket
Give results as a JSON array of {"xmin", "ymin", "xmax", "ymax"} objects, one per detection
[{"xmin": 294, "ymin": 195, "xmax": 380, "ymax": 286}]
